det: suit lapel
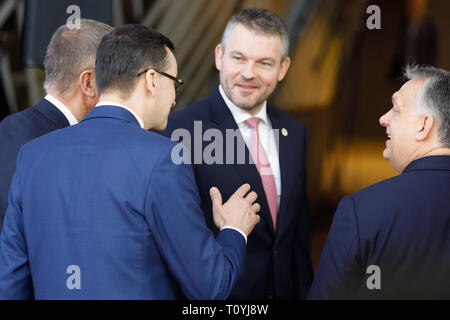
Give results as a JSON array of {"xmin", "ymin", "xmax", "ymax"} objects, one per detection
[
  {"xmin": 35, "ymin": 99, "xmax": 70, "ymax": 128},
  {"xmin": 208, "ymin": 89, "xmax": 275, "ymax": 233},
  {"xmin": 267, "ymin": 103, "xmax": 293, "ymax": 239}
]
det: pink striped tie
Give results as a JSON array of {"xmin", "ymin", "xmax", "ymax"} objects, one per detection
[{"xmin": 245, "ymin": 117, "xmax": 278, "ymax": 231}]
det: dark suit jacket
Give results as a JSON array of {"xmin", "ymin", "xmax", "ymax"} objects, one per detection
[
  {"xmin": 308, "ymin": 156, "xmax": 450, "ymax": 299},
  {"xmin": 0, "ymin": 106, "xmax": 246, "ymax": 299},
  {"xmin": 161, "ymin": 88, "xmax": 314, "ymax": 299},
  {"xmin": 0, "ymin": 99, "xmax": 69, "ymax": 231}
]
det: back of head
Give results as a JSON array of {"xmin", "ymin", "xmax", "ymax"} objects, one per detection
[
  {"xmin": 404, "ymin": 65, "xmax": 450, "ymax": 148},
  {"xmin": 221, "ymin": 7, "xmax": 290, "ymax": 60},
  {"xmin": 44, "ymin": 19, "xmax": 113, "ymax": 95},
  {"xmin": 95, "ymin": 24, "xmax": 175, "ymax": 100}
]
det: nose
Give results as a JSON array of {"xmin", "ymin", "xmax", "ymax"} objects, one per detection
[
  {"xmin": 379, "ymin": 110, "xmax": 391, "ymax": 127},
  {"xmin": 240, "ymin": 61, "xmax": 256, "ymax": 79}
]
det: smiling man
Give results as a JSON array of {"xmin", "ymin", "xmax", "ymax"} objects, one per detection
[
  {"xmin": 308, "ymin": 65, "xmax": 450, "ymax": 299},
  {"xmin": 162, "ymin": 8, "xmax": 314, "ymax": 300}
]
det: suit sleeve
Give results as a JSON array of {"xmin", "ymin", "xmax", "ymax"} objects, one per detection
[
  {"xmin": 294, "ymin": 126, "xmax": 314, "ymax": 299},
  {"xmin": 307, "ymin": 196, "xmax": 363, "ymax": 299},
  {"xmin": 144, "ymin": 144, "xmax": 246, "ymax": 300},
  {"xmin": 0, "ymin": 149, "xmax": 33, "ymax": 299}
]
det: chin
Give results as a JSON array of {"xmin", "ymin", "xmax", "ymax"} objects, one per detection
[
  {"xmin": 382, "ymin": 148, "xmax": 391, "ymax": 160},
  {"xmin": 234, "ymin": 100, "xmax": 262, "ymax": 112}
]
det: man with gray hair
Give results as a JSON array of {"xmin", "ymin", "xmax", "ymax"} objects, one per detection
[
  {"xmin": 0, "ymin": 19, "xmax": 112, "ymax": 231},
  {"xmin": 308, "ymin": 65, "xmax": 450, "ymax": 299}
]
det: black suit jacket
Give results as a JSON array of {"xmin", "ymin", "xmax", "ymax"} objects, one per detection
[
  {"xmin": 0, "ymin": 99, "xmax": 69, "ymax": 231},
  {"xmin": 161, "ymin": 88, "xmax": 314, "ymax": 299},
  {"xmin": 308, "ymin": 156, "xmax": 450, "ymax": 299}
]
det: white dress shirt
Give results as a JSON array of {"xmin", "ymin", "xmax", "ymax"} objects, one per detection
[
  {"xmin": 45, "ymin": 94, "xmax": 78, "ymax": 126},
  {"xmin": 219, "ymin": 85, "xmax": 282, "ymax": 207},
  {"xmin": 96, "ymin": 101, "xmax": 145, "ymax": 129}
]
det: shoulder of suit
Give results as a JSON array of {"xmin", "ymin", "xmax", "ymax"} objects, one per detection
[
  {"xmin": 119, "ymin": 127, "xmax": 179, "ymax": 159},
  {"xmin": 0, "ymin": 103, "xmax": 46, "ymax": 135},
  {"xmin": 268, "ymin": 103, "xmax": 307, "ymax": 132},
  {"xmin": 348, "ymin": 174, "xmax": 406, "ymax": 209}
]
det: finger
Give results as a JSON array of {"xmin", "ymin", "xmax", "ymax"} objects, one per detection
[
  {"xmin": 209, "ymin": 187, "xmax": 222, "ymax": 208},
  {"xmin": 232, "ymin": 183, "xmax": 251, "ymax": 198},
  {"xmin": 251, "ymin": 213, "xmax": 261, "ymax": 224},
  {"xmin": 245, "ymin": 191, "xmax": 258, "ymax": 204},
  {"xmin": 251, "ymin": 203, "xmax": 260, "ymax": 213}
]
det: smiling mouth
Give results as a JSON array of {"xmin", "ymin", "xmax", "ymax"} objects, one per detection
[{"xmin": 235, "ymin": 84, "xmax": 258, "ymax": 90}]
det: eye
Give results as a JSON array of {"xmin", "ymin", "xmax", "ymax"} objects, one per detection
[
  {"xmin": 232, "ymin": 56, "xmax": 242, "ymax": 62},
  {"xmin": 260, "ymin": 61, "xmax": 272, "ymax": 67}
]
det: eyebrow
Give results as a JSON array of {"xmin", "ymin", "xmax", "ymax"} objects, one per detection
[
  {"xmin": 229, "ymin": 50, "xmax": 276, "ymax": 63},
  {"xmin": 392, "ymin": 94, "xmax": 401, "ymax": 108}
]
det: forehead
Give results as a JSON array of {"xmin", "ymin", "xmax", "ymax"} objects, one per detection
[
  {"xmin": 224, "ymin": 24, "xmax": 282, "ymax": 59},
  {"xmin": 164, "ymin": 47, "xmax": 177, "ymax": 71},
  {"xmin": 394, "ymin": 78, "xmax": 426, "ymax": 107}
]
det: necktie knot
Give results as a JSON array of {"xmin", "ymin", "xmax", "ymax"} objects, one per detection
[{"xmin": 245, "ymin": 117, "xmax": 261, "ymax": 130}]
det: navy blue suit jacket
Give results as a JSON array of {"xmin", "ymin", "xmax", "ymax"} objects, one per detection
[
  {"xmin": 161, "ymin": 88, "xmax": 314, "ymax": 299},
  {"xmin": 308, "ymin": 156, "xmax": 450, "ymax": 299},
  {"xmin": 0, "ymin": 106, "xmax": 246, "ymax": 300},
  {"xmin": 0, "ymin": 99, "xmax": 69, "ymax": 232}
]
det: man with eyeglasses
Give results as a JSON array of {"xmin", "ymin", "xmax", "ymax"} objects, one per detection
[{"xmin": 0, "ymin": 25, "xmax": 261, "ymax": 299}]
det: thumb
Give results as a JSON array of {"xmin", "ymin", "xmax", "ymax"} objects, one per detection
[{"xmin": 209, "ymin": 187, "xmax": 222, "ymax": 209}]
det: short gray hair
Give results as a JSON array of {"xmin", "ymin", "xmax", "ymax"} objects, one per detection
[
  {"xmin": 43, "ymin": 19, "xmax": 113, "ymax": 94},
  {"xmin": 404, "ymin": 65, "xmax": 450, "ymax": 148},
  {"xmin": 221, "ymin": 8, "xmax": 290, "ymax": 61}
]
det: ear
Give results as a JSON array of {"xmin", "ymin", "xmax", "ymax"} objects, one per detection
[
  {"xmin": 79, "ymin": 69, "xmax": 97, "ymax": 98},
  {"xmin": 277, "ymin": 57, "xmax": 291, "ymax": 82},
  {"xmin": 215, "ymin": 44, "xmax": 224, "ymax": 71},
  {"xmin": 416, "ymin": 114, "xmax": 434, "ymax": 141},
  {"xmin": 144, "ymin": 69, "xmax": 158, "ymax": 97}
]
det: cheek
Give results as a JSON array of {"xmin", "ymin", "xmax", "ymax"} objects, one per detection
[
  {"xmin": 222, "ymin": 66, "xmax": 240, "ymax": 82},
  {"xmin": 259, "ymin": 72, "xmax": 279, "ymax": 88}
]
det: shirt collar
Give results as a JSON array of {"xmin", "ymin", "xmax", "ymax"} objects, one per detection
[
  {"xmin": 219, "ymin": 85, "xmax": 268, "ymax": 126},
  {"xmin": 95, "ymin": 101, "xmax": 145, "ymax": 129},
  {"xmin": 44, "ymin": 94, "xmax": 78, "ymax": 126}
]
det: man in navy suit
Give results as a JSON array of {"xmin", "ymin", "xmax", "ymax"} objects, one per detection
[
  {"xmin": 0, "ymin": 20, "xmax": 113, "ymax": 232},
  {"xmin": 0, "ymin": 24, "xmax": 261, "ymax": 299},
  {"xmin": 162, "ymin": 8, "xmax": 314, "ymax": 299},
  {"xmin": 308, "ymin": 65, "xmax": 450, "ymax": 299}
]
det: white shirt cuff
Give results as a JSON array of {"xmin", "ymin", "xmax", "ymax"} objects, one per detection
[{"xmin": 220, "ymin": 226, "xmax": 247, "ymax": 244}]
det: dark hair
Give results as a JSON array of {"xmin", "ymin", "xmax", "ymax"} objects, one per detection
[
  {"xmin": 404, "ymin": 65, "xmax": 450, "ymax": 147},
  {"xmin": 95, "ymin": 24, "xmax": 175, "ymax": 99},
  {"xmin": 221, "ymin": 8, "xmax": 289, "ymax": 60},
  {"xmin": 44, "ymin": 19, "xmax": 112, "ymax": 94}
]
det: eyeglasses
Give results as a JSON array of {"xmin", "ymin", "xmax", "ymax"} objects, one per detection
[{"xmin": 137, "ymin": 68, "xmax": 184, "ymax": 93}]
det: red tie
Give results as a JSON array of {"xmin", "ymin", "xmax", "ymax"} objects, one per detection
[{"xmin": 245, "ymin": 117, "xmax": 278, "ymax": 231}]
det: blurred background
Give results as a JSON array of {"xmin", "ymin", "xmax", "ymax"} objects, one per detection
[{"xmin": 0, "ymin": 0, "xmax": 449, "ymax": 271}]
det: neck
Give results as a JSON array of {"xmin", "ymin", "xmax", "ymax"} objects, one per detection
[
  {"xmin": 411, "ymin": 145, "xmax": 450, "ymax": 166},
  {"xmin": 98, "ymin": 92, "xmax": 147, "ymax": 127},
  {"xmin": 98, "ymin": 93, "xmax": 130, "ymax": 108},
  {"xmin": 425, "ymin": 147, "xmax": 450, "ymax": 156}
]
